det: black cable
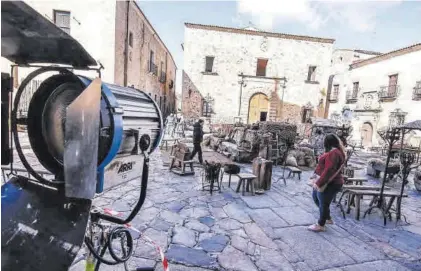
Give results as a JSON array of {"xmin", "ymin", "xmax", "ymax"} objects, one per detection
[{"xmin": 85, "ymin": 226, "xmax": 134, "ymax": 270}]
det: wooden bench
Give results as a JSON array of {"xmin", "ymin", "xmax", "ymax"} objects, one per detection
[
  {"xmin": 286, "ymin": 166, "xmax": 302, "ymax": 180},
  {"xmin": 337, "ymin": 185, "xmax": 391, "ymax": 213},
  {"xmin": 236, "ymin": 173, "xmax": 257, "ymax": 196},
  {"xmin": 345, "ymin": 189, "xmax": 407, "ymax": 221}
]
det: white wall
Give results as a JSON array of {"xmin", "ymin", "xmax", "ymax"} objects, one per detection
[
  {"xmin": 183, "ymin": 27, "xmax": 333, "ymax": 123},
  {"xmin": 2, "ymin": 0, "xmax": 116, "ymax": 83},
  {"xmin": 330, "ymin": 49, "xmax": 421, "ymax": 146}
]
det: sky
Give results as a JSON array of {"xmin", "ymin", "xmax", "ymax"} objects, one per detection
[{"xmin": 137, "ymin": 0, "xmax": 421, "ymax": 93}]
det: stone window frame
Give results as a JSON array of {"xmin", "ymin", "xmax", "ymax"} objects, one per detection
[
  {"xmin": 305, "ymin": 65, "xmax": 319, "ymax": 84},
  {"xmin": 202, "ymin": 56, "xmax": 218, "ymax": 75},
  {"xmin": 256, "ymin": 58, "xmax": 269, "ymax": 77}
]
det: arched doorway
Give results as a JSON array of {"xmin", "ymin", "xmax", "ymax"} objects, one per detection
[
  {"xmin": 361, "ymin": 122, "xmax": 373, "ymax": 148},
  {"xmin": 248, "ymin": 93, "xmax": 269, "ymax": 124}
]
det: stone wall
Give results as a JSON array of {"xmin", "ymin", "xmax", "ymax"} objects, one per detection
[
  {"xmin": 115, "ymin": 1, "xmax": 177, "ymax": 118},
  {"xmin": 182, "ymin": 24, "xmax": 334, "ymax": 124},
  {"xmin": 182, "ymin": 71, "xmax": 203, "ymax": 119}
]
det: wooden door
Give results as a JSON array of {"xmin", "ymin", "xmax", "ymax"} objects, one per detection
[
  {"xmin": 361, "ymin": 122, "xmax": 373, "ymax": 148},
  {"xmin": 248, "ymin": 93, "xmax": 268, "ymax": 124}
]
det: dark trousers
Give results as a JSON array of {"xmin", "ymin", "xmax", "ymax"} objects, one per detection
[
  {"xmin": 190, "ymin": 143, "xmax": 203, "ymax": 164},
  {"xmin": 312, "ymin": 183, "xmax": 342, "ymax": 226}
]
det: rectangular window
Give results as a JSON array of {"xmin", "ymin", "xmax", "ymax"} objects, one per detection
[
  {"xmin": 388, "ymin": 74, "xmax": 398, "ymax": 95},
  {"xmin": 352, "ymin": 82, "xmax": 359, "ymax": 97},
  {"xmin": 149, "ymin": 50, "xmax": 157, "ymax": 75},
  {"xmin": 205, "ymin": 56, "xmax": 214, "ymax": 72},
  {"xmin": 256, "ymin": 59, "xmax": 268, "ymax": 77},
  {"xmin": 331, "ymin": 84, "xmax": 339, "ymax": 101},
  {"xmin": 203, "ymin": 100, "xmax": 212, "ymax": 117},
  {"xmin": 307, "ymin": 66, "xmax": 317, "ymax": 81},
  {"xmin": 154, "ymin": 94, "xmax": 157, "ymax": 101},
  {"xmin": 53, "ymin": 10, "xmax": 71, "ymax": 34},
  {"xmin": 129, "ymin": 32, "xmax": 133, "ymax": 47}
]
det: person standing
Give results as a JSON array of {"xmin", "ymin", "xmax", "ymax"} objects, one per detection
[
  {"xmin": 308, "ymin": 133, "xmax": 346, "ymax": 232},
  {"xmin": 190, "ymin": 119, "xmax": 204, "ymax": 164}
]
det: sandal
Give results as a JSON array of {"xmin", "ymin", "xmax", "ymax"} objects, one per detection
[
  {"xmin": 307, "ymin": 223, "xmax": 325, "ymax": 232},
  {"xmin": 326, "ymin": 219, "xmax": 334, "ymax": 224}
]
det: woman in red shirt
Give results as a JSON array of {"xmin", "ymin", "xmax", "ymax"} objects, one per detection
[{"xmin": 308, "ymin": 134, "xmax": 346, "ymax": 232}]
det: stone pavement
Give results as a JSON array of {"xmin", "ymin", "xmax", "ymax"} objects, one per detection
[
  {"xmin": 70, "ymin": 150, "xmax": 421, "ymax": 271},
  {"xmin": 4, "ymin": 133, "xmax": 421, "ymax": 271}
]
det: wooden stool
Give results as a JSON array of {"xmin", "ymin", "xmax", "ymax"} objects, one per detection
[
  {"xmin": 235, "ymin": 173, "xmax": 256, "ymax": 196},
  {"xmin": 286, "ymin": 166, "xmax": 302, "ymax": 180}
]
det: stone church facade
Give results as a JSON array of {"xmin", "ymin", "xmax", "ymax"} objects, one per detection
[
  {"xmin": 181, "ymin": 23, "xmax": 334, "ymax": 124},
  {"xmin": 327, "ymin": 44, "xmax": 421, "ymax": 147}
]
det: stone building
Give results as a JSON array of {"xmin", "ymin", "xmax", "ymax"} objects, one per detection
[
  {"xmin": 324, "ymin": 49, "xmax": 383, "ymax": 118},
  {"xmin": 182, "ymin": 23, "xmax": 334, "ymax": 124},
  {"xmin": 328, "ymin": 43, "xmax": 421, "ymax": 148},
  {"xmin": 1, "ymin": 0, "xmax": 177, "ymax": 118}
]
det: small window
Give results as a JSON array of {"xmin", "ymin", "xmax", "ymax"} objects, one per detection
[
  {"xmin": 160, "ymin": 61, "xmax": 164, "ymax": 75},
  {"xmin": 205, "ymin": 56, "xmax": 214, "ymax": 72},
  {"xmin": 331, "ymin": 84, "xmax": 339, "ymax": 100},
  {"xmin": 129, "ymin": 32, "xmax": 133, "ymax": 47},
  {"xmin": 307, "ymin": 66, "xmax": 317, "ymax": 81},
  {"xmin": 256, "ymin": 59, "xmax": 268, "ymax": 77},
  {"xmin": 203, "ymin": 100, "xmax": 212, "ymax": 117},
  {"xmin": 154, "ymin": 94, "xmax": 157, "ymax": 101},
  {"xmin": 149, "ymin": 50, "xmax": 157, "ymax": 75},
  {"xmin": 339, "ymin": 57, "xmax": 343, "ymax": 61},
  {"xmin": 53, "ymin": 10, "xmax": 71, "ymax": 34},
  {"xmin": 352, "ymin": 82, "xmax": 359, "ymax": 97}
]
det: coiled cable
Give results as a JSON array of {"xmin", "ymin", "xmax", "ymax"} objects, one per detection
[{"xmin": 84, "ymin": 226, "xmax": 134, "ymax": 271}]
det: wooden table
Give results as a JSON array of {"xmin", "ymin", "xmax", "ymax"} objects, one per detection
[
  {"xmin": 346, "ymin": 189, "xmax": 407, "ymax": 221},
  {"xmin": 236, "ymin": 173, "xmax": 257, "ymax": 196},
  {"xmin": 344, "ymin": 177, "xmax": 368, "ymax": 185}
]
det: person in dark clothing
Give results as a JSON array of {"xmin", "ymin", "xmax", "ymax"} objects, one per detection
[
  {"xmin": 308, "ymin": 133, "xmax": 346, "ymax": 232},
  {"xmin": 190, "ymin": 119, "xmax": 204, "ymax": 164}
]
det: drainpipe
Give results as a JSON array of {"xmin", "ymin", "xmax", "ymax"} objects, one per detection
[{"xmin": 123, "ymin": 0, "xmax": 130, "ymax": 87}]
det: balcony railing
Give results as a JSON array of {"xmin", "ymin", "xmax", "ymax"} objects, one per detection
[
  {"xmin": 346, "ymin": 89, "xmax": 359, "ymax": 104},
  {"xmin": 328, "ymin": 91, "xmax": 338, "ymax": 102},
  {"xmin": 149, "ymin": 63, "xmax": 158, "ymax": 76},
  {"xmin": 378, "ymin": 84, "xmax": 399, "ymax": 101},
  {"xmin": 413, "ymin": 81, "xmax": 421, "ymax": 100},
  {"xmin": 159, "ymin": 72, "xmax": 167, "ymax": 83}
]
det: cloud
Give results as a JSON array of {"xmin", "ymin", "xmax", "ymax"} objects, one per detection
[{"xmin": 235, "ymin": 0, "xmax": 403, "ymax": 32}]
